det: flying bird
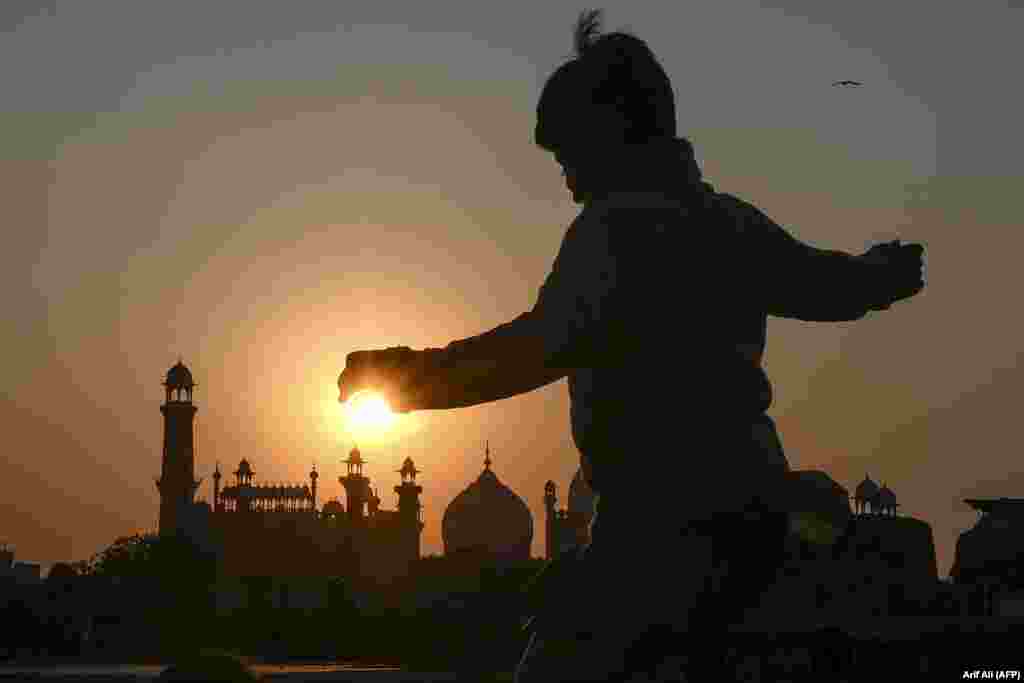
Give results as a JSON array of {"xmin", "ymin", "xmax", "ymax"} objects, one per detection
[{"xmin": 832, "ymin": 80, "xmax": 863, "ymax": 87}]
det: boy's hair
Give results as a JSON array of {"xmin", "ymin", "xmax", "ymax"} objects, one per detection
[{"xmin": 535, "ymin": 9, "xmax": 676, "ymax": 158}]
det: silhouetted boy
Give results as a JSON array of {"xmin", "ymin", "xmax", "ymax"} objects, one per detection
[{"xmin": 339, "ymin": 9, "xmax": 925, "ymax": 681}]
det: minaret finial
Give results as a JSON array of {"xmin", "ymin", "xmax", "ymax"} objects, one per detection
[{"xmin": 484, "ymin": 440, "xmax": 492, "ymax": 469}]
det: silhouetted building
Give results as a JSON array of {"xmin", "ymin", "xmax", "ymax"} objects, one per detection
[
  {"xmin": 543, "ymin": 468, "xmax": 595, "ymax": 560},
  {"xmin": 442, "ymin": 442, "xmax": 533, "ymax": 564},
  {"xmin": 735, "ymin": 471, "xmax": 939, "ymax": 629},
  {"xmin": 156, "ymin": 360, "xmax": 202, "ymax": 537},
  {"xmin": 0, "ymin": 542, "xmax": 41, "ymax": 586},
  {"xmin": 154, "ymin": 361, "xmax": 424, "ymax": 592},
  {"xmin": 951, "ymin": 498, "xmax": 1024, "ymax": 615},
  {"xmin": 852, "ymin": 474, "xmax": 900, "ymax": 516},
  {"xmin": 538, "ymin": 469, "xmax": 941, "ymax": 629}
]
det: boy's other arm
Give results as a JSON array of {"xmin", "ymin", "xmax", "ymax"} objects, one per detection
[{"xmin": 724, "ymin": 196, "xmax": 887, "ymax": 322}]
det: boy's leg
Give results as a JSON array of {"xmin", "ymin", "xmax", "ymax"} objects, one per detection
[{"xmin": 515, "ymin": 522, "xmax": 718, "ymax": 682}]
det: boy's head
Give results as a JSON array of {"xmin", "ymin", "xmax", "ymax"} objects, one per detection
[{"xmin": 535, "ymin": 9, "xmax": 676, "ymax": 202}]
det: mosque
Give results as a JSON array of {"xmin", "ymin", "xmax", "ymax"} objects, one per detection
[
  {"xmin": 155, "ymin": 358, "xmax": 958, "ymax": 622},
  {"xmin": 156, "ymin": 360, "xmax": 541, "ymax": 592},
  {"xmin": 156, "ymin": 360, "xmax": 425, "ymax": 590}
]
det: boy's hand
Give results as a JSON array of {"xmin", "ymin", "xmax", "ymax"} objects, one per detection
[
  {"xmin": 859, "ymin": 240, "xmax": 926, "ymax": 310},
  {"xmin": 338, "ymin": 346, "xmax": 441, "ymax": 412}
]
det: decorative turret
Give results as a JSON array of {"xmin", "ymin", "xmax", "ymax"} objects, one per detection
[
  {"xmin": 544, "ymin": 480, "xmax": 558, "ymax": 561},
  {"xmin": 213, "ymin": 462, "xmax": 222, "ymax": 512},
  {"xmin": 164, "ymin": 358, "xmax": 196, "ymax": 403},
  {"xmin": 234, "ymin": 459, "xmax": 254, "ymax": 487},
  {"xmin": 340, "ymin": 446, "xmax": 369, "ymax": 523},
  {"xmin": 398, "ymin": 456, "xmax": 420, "ymax": 484},
  {"xmin": 544, "ymin": 481, "xmax": 557, "ymax": 510},
  {"xmin": 310, "ymin": 463, "xmax": 319, "ymax": 511},
  {"xmin": 395, "ymin": 456, "xmax": 425, "ymax": 560}
]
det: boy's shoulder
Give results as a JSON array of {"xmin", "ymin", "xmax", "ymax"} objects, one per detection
[{"xmin": 578, "ymin": 186, "xmax": 764, "ymax": 242}]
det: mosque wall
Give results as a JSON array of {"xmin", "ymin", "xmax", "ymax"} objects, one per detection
[
  {"xmin": 208, "ymin": 512, "xmax": 354, "ymax": 579},
  {"xmin": 840, "ymin": 514, "xmax": 938, "ymax": 584}
]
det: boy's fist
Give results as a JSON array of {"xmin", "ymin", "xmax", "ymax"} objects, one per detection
[{"xmin": 860, "ymin": 240, "xmax": 926, "ymax": 310}]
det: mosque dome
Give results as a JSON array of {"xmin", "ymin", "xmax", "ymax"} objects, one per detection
[
  {"xmin": 442, "ymin": 445, "xmax": 533, "ymax": 562},
  {"xmin": 855, "ymin": 474, "xmax": 880, "ymax": 501},
  {"xmin": 165, "ymin": 360, "xmax": 194, "ymax": 388},
  {"xmin": 567, "ymin": 467, "xmax": 597, "ymax": 520},
  {"xmin": 878, "ymin": 484, "xmax": 898, "ymax": 510}
]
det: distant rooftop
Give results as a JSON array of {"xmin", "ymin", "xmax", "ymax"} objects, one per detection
[{"xmin": 964, "ymin": 498, "xmax": 1024, "ymax": 514}]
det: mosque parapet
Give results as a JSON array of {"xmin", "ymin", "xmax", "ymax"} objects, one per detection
[{"xmin": 214, "ymin": 458, "xmax": 317, "ymax": 514}]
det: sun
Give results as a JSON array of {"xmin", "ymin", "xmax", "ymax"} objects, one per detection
[{"xmin": 341, "ymin": 390, "xmax": 398, "ymax": 435}]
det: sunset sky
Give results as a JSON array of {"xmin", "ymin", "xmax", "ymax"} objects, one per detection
[{"xmin": 3, "ymin": 1, "xmax": 1022, "ymax": 578}]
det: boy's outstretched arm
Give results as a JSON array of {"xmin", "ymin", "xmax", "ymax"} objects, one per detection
[
  {"xmin": 721, "ymin": 195, "xmax": 924, "ymax": 321},
  {"xmin": 406, "ymin": 312, "xmax": 571, "ymax": 410},
  {"xmin": 383, "ymin": 215, "xmax": 615, "ymax": 411}
]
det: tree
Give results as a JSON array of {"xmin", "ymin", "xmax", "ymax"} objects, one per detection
[
  {"xmin": 46, "ymin": 561, "xmax": 81, "ymax": 582},
  {"xmin": 81, "ymin": 532, "xmax": 214, "ymax": 584}
]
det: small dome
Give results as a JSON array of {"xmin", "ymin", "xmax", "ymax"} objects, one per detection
[
  {"xmin": 398, "ymin": 457, "xmax": 419, "ymax": 479},
  {"xmin": 855, "ymin": 474, "xmax": 880, "ymax": 500},
  {"xmin": 568, "ymin": 468, "xmax": 597, "ymax": 520},
  {"xmin": 322, "ymin": 499, "xmax": 344, "ymax": 515},
  {"xmin": 443, "ymin": 453, "xmax": 533, "ymax": 562},
  {"xmin": 236, "ymin": 459, "xmax": 253, "ymax": 475},
  {"xmin": 347, "ymin": 447, "xmax": 364, "ymax": 464},
  {"xmin": 165, "ymin": 360, "xmax": 194, "ymax": 388},
  {"xmin": 878, "ymin": 484, "xmax": 898, "ymax": 508}
]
